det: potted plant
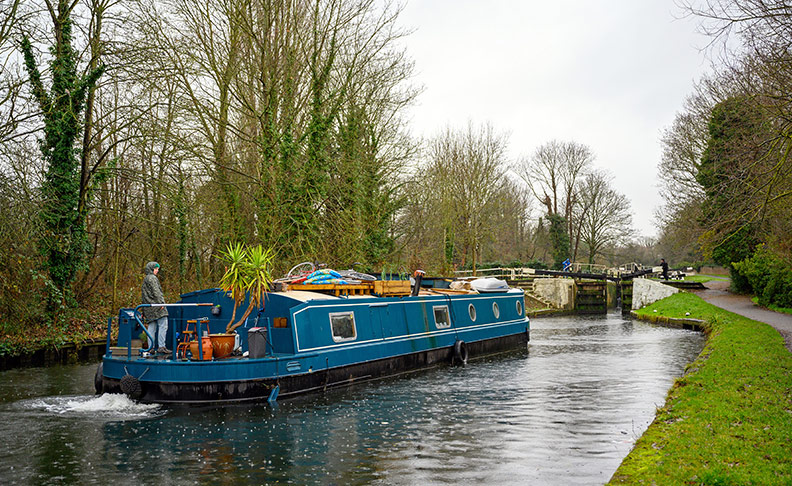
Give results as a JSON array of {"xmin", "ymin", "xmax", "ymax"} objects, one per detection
[
  {"xmin": 213, "ymin": 243, "xmax": 274, "ymax": 358},
  {"xmin": 218, "ymin": 242, "xmax": 248, "ymax": 330},
  {"xmin": 228, "ymin": 244, "xmax": 274, "ymax": 332},
  {"xmin": 210, "ymin": 243, "xmax": 247, "ymax": 358}
]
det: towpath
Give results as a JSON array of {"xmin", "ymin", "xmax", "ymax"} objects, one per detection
[{"xmin": 694, "ymin": 279, "xmax": 792, "ymax": 353}]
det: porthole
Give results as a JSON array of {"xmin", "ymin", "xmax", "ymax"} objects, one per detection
[
  {"xmin": 493, "ymin": 302, "xmax": 500, "ymax": 319},
  {"xmin": 516, "ymin": 299, "xmax": 523, "ymax": 316},
  {"xmin": 468, "ymin": 303, "xmax": 477, "ymax": 321}
]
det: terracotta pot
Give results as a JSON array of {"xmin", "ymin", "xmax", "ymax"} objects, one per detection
[
  {"xmin": 189, "ymin": 336, "xmax": 213, "ymax": 360},
  {"xmin": 209, "ymin": 333, "xmax": 235, "ymax": 359}
]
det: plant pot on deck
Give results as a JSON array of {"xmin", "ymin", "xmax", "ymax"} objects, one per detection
[
  {"xmin": 189, "ymin": 336, "xmax": 213, "ymax": 360},
  {"xmin": 209, "ymin": 333, "xmax": 235, "ymax": 359}
]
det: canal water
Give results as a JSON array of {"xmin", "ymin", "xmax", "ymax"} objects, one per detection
[{"xmin": 0, "ymin": 312, "xmax": 704, "ymax": 485}]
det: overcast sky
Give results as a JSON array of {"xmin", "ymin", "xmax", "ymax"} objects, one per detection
[{"xmin": 398, "ymin": 0, "xmax": 713, "ymax": 238}]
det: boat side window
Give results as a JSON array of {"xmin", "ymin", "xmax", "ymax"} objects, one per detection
[
  {"xmin": 516, "ymin": 299, "xmax": 523, "ymax": 316},
  {"xmin": 433, "ymin": 306, "xmax": 450, "ymax": 329},
  {"xmin": 492, "ymin": 302, "xmax": 500, "ymax": 319},
  {"xmin": 468, "ymin": 303, "xmax": 477, "ymax": 321},
  {"xmin": 329, "ymin": 312, "xmax": 357, "ymax": 342}
]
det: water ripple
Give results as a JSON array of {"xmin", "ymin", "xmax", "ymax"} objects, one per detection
[{"xmin": 0, "ymin": 312, "xmax": 704, "ymax": 486}]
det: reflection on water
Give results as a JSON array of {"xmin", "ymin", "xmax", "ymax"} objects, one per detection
[{"xmin": 0, "ymin": 312, "xmax": 704, "ymax": 485}]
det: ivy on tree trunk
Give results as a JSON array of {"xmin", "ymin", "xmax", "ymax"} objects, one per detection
[
  {"xmin": 548, "ymin": 213, "xmax": 570, "ymax": 270},
  {"xmin": 21, "ymin": 0, "xmax": 104, "ymax": 311}
]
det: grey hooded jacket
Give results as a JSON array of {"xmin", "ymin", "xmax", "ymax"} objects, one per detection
[{"xmin": 141, "ymin": 262, "xmax": 168, "ymax": 321}]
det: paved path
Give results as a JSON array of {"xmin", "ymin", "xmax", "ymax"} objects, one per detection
[{"xmin": 694, "ymin": 279, "xmax": 792, "ymax": 353}]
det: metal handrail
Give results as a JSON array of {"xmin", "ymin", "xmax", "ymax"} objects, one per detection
[
  {"xmin": 454, "ymin": 265, "xmax": 622, "ymax": 279},
  {"xmin": 129, "ymin": 303, "xmax": 213, "ymax": 360}
]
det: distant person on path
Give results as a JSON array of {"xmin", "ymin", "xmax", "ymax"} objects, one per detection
[
  {"xmin": 660, "ymin": 258, "xmax": 669, "ymax": 280},
  {"xmin": 142, "ymin": 262, "xmax": 170, "ymax": 354}
]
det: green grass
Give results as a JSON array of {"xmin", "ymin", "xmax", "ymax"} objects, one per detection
[
  {"xmin": 683, "ymin": 274, "xmax": 728, "ymax": 283},
  {"xmin": 609, "ymin": 292, "xmax": 792, "ymax": 485},
  {"xmin": 647, "ymin": 275, "xmax": 724, "ymax": 283},
  {"xmin": 751, "ymin": 296, "xmax": 792, "ymax": 316}
]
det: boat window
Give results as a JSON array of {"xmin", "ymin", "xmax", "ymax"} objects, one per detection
[
  {"xmin": 516, "ymin": 299, "xmax": 523, "ymax": 316},
  {"xmin": 492, "ymin": 302, "xmax": 500, "ymax": 319},
  {"xmin": 468, "ymin": 303, "xmax": 477, "ymax": 321},
  {"xmin": 329, "ymin": 312, "xmax": 357, "ymax": 342},
  {"xmin": 433, "ymin": 306, "xmax": 450, "ymax": 329}
]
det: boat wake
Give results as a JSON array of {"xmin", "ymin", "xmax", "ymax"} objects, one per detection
[{"xmin": 17, "ymin": 393, "xmax": 163, "ymax": 420}]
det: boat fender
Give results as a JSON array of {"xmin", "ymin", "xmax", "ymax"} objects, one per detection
[
  {"xmin": 94, "ymin": 362, "xmax": 104, "ymax": 394},
  {"xmin": 453, "ymin": 339, "xmax": 468, "ymax": 366},
  {"xmin": 120, "ymin": 374, "xmax": 143, "ymax": 400}
]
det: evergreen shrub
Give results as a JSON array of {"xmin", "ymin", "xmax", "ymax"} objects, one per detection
[{"xmin": 732, "ymin": 245, "xmax": 792, "ymax": 307}]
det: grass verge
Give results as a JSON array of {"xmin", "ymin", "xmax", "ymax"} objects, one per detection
[
  {"xmin": 648, "ymin": 275, "xmax": 722, "ymax": 283},
  {"xmin": 683, "ymin": 274, "xmax": 727, "ymax": 283},
  {"xmin": 609, "ymin": 292, "xmax": 792, "ymax": 485},
  {"xmin": 751, "ymin": 296, "xmax": 792, "ymax": 316}
]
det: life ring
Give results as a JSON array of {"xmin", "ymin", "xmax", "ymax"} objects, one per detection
[
  {"xmin": 94, "ymin": 362, "xmax": 104, "ymax": 394},
  {"xmin": 120, "ymin": 374, "xmax": 143, "ymax": 400},
  {"xmin": 453, "ymin": 339, "xmax": 468, "ymax": 366}
]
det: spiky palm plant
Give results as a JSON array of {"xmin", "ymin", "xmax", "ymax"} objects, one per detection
[
  {"xmin": 225, "ymin": 244, "xmax": 275, "ymax": 334},
  {"xmin": 218, "ymin": 242, "xmax": 248, "ymax": 332}
]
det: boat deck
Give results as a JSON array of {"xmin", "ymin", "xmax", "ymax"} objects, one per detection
[{"xmin": 107, "ymin": 350, "xmax": 302, "ymax": 362}]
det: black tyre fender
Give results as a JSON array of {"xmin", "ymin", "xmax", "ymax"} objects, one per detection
[
  {"xmin": 94, "ymin": 362, "xmax": 104, "ymax": 394},
  {"xmin": 453, "ymin": 339, "xmax": 468, "ymax": 366},
  {"xmin": 120, "ymin": 374, "xmax": 143, "ymax": 400}
]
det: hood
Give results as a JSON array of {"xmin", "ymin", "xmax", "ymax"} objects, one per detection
[{"xmin": 144, "ymin": 261, "xmax": 160, "ymax": 275}]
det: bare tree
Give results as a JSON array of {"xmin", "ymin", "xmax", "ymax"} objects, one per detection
[
  {"xmin": 0, "ymin": 1, "xmax": 45, "ymax": 150},
  {"xmin": 429, "ymin": 123, "xmax": 508, "ymax": 270},
  {"xmin": 657, "ymin": 92, "xmax": 709, "ymax": 220},
  {"xmin": 513, "ymin": 139, "xmax": 594, "ymax": 262},
  {"xmin": 681, "ymin": 1, "xmax": 792, "ymax": 236},
  {"xmin": 682, "ymin": 0, "xmax": 792, "ymax": 58},
  {"xmin": 514, "ymin": 140, "xmax": 593, "ymax": 217},
  {"xmin": 0, "ymin": 0, "xmax": 22, "ymax": 143},
  {"xmin": 481, "ymin": 176, "xmax": 534, "ymax": 263},
  {"xmin": 575, "ymin": 170, "xmax": 633, "ymax": 264},
  {"xmin": 127, "ymin": 0, "xmax": 416, "ymax": 265},
  {"xmin": 400, "ymin": 123, "xmax": 532, "ymax": 272}
]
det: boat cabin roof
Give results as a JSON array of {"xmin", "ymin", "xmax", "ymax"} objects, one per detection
[{"xmin": 276, "ymin": 290, "xmax": 371, "ymax": 302}]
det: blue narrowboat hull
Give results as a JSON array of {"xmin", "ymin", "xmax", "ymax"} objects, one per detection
[{"xmin": 100, "ymin": 289, "xmax": 530, "ymax": 403}]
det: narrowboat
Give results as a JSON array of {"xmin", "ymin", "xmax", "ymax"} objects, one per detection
[{"xmin": 96, "ymin": 275, "xmax": 530, "ymax": 404}]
